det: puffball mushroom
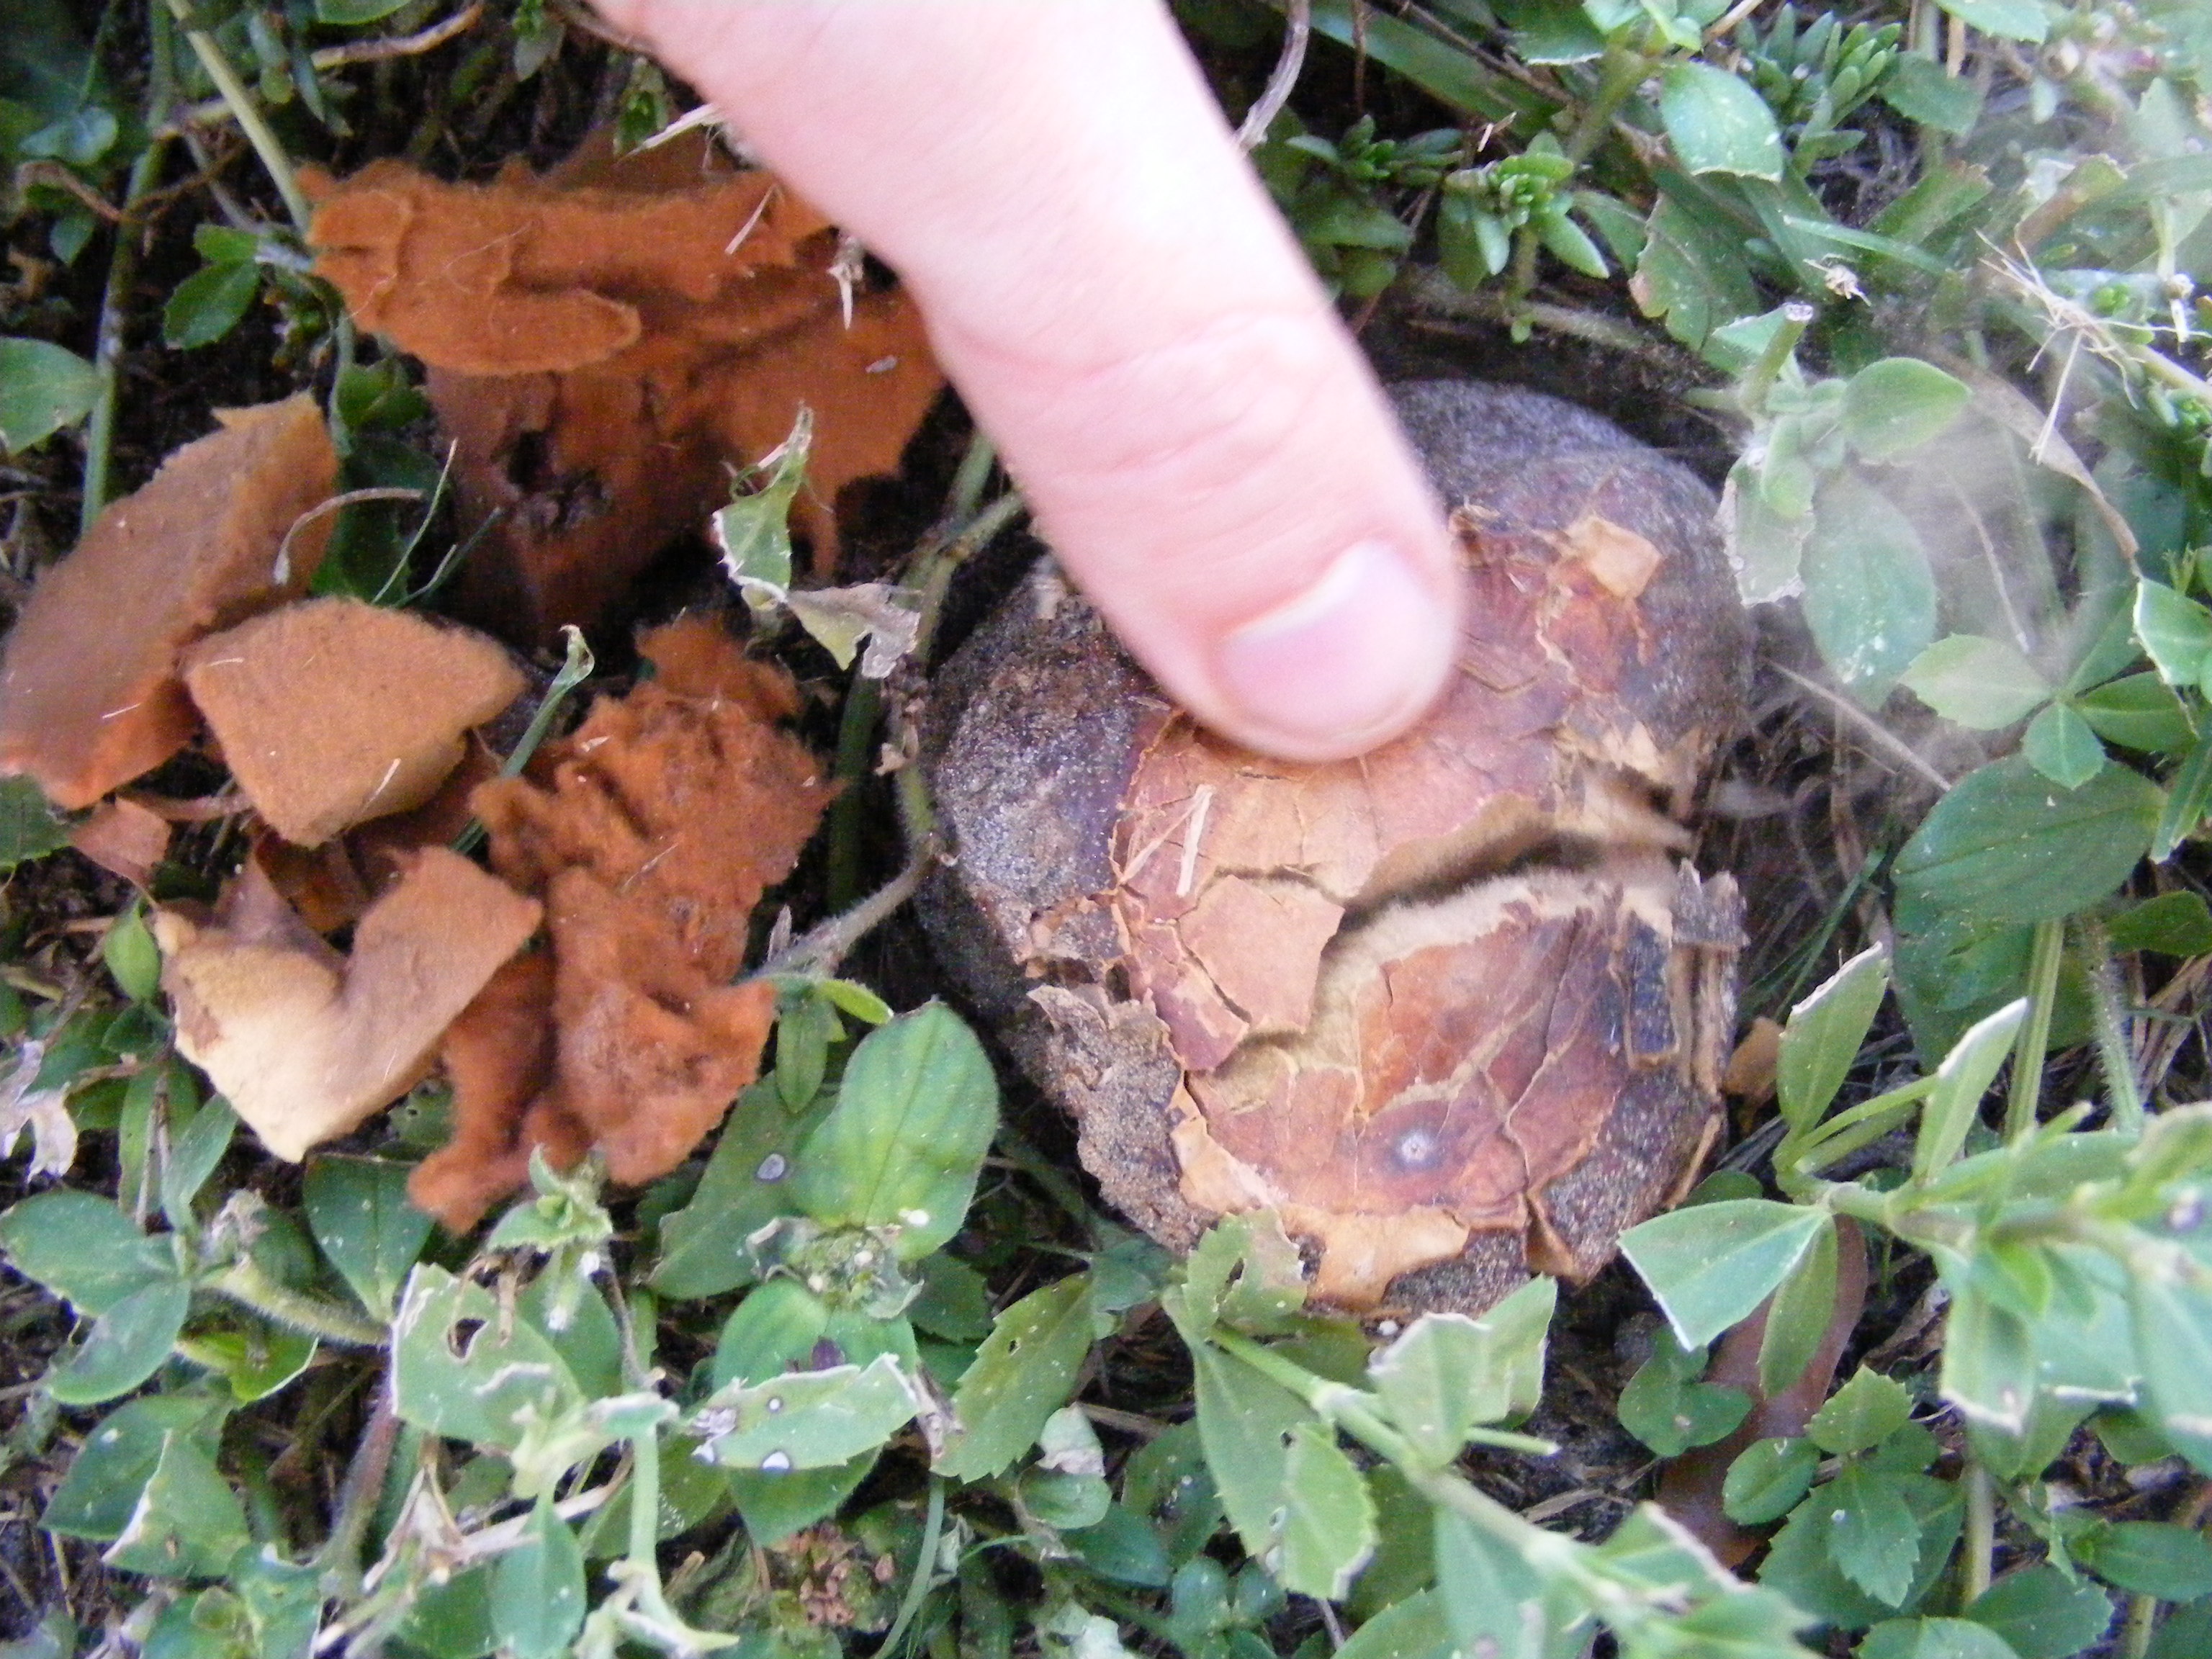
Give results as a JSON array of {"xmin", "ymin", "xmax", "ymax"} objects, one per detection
[{"xmin": 920, "ymin": 380, "xmax": 1752, "ymax": 1314}]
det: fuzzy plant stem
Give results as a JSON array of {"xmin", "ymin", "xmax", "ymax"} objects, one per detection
[
  {"xmin": 2075, "ymin": 916, "xmax": 2146, "ymax": 1133},
  {"xmin": 209, "ymin": 1256, "xmax": 387, "ymax": 1346},
  {"xmin": 2005, "ymin": 917, "xmax": 2066, "ymax": 1143},
  {"xmin": 317, "ymin": 1380, "xmax": 400, "ymax": 1595},
  {"xmin": 1961, "ymin": 1459, "xmax": 1996, "ymax": 1604},
  {"xmin": 1565, "ymin": 42, "xmax": 1653, "ymax": 167}
]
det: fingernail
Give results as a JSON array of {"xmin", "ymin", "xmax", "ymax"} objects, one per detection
[{"xmin": 1212, "ymin": 539, "xmax": 1455, "ymax": 760}]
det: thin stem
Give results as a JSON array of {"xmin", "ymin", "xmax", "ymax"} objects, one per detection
[
  {"xmin": 911, "ymin": 491, "xmax": 1029, "ymax": 665},
  {"xmin": 1235, "ymin": 0, "xmax": 1313, "ymax": 150},
  {"xmin": 823, "ymin": 674, "xmax": 881, "ymax": 914},
  {"xmin": 2076, "ymin": 916, "xmax": 2146, "ymax": 1133},
  {"xmin": 166, "ymin": 0, "xmax": 315, "ymax": 233},
  {"xmin": 2005, "ymin": 918, "xmax": 2066, "ymax": 1142},
  {"xmin": 317, "ymin": 1379, "xmax": 399, "ymax": 1594},
  {"xmin": 2121, "ymin": 1591, "xmax": 2159, "ymax": 1659},
  {"xmin": 208, "ymin": 1258, "xmax": 387, "ymax": 1346},
  {"xmin": 1563, "ymin": 43, "xmax": 1650, "ymax": 167},
  {"xmin": 1961, "ymin": 1459, "xmax": 1995, "ymax": 1604},
  {"xmin": 752, "ymin": 845, "xmax": 935, "ymax": 981},
  {"xmin": 876, "ymin": 1478, "xmax": 946, "ymax": 1659},
  {"xmin": 80, "ymin": 138, "xmax": 171, "ymax": 536},
  {"xmin": 945, "ymin": 429, "xmax": 997, "ymax": 524}
]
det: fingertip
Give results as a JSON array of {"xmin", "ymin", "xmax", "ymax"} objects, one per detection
[{"xmin": 1202, "ymin": 534, "xmax": 1463, "ymax": 763}]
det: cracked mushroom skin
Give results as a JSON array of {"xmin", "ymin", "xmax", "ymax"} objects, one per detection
[{"xmin": 921, "ymin": 379, "xmax": 1750, "ymax": 1314}]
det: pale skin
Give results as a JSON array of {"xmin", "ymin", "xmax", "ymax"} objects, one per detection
[{"xmin": 589, "ymin": 0, "xmax": 1464, "ymax": 763}]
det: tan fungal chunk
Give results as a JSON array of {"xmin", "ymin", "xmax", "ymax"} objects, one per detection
[
  {"xmin": 181, "ymin": 598, "xmax": 525, "ymax": 847},
  {"xmin": 0, "ymin": 396, "xmax": 336, "ymax": 809},
  {"xmin": 68, "ymin": 798, "xmax": 174, "ymax": 889},
  {"xmin": 156, "ymin": 847, "xmax": 541, "ymax": 1161},
  {"xmin": 306, "ymin": 131, "xmax": 945, "ymax": 642},
  {"xmin": 409, "ymin": 618, "xmax": 831, "ymax": 1230}
]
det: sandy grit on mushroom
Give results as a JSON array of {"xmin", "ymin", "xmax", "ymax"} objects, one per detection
[{"xmin": 921, "ymin": 380, "xmax": 1752, "ymax": 1313}]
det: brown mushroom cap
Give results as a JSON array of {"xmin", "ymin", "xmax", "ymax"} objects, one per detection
[{"xmin": 922, "ymin": 381, "xmax": 1750, "ymax": 1313}]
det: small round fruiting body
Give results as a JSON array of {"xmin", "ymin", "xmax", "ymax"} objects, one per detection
[{"xmin": 921, "ymin": 380, "xmax": 1750, "ymax": 1313}]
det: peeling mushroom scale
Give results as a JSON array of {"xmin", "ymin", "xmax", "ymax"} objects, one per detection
[{"xmin": 921, "ymin": 380, "xmax": 1751, "ymax": 1316}]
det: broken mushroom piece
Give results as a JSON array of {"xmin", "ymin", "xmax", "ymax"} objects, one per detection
[
  {"xmin": 156, "ymin": 846, "xmax": 541, "ymax": 1161},
  {"xmin": 305, "ymin": 132, "xmax": 945, "ymax": 642},
  {"xmin": 0, "ymin": 395, "xmax": 337, "ymax": 809},
  {"xmin": 921, "ymin": 379, "xmax": 1751, "ymax": 1315},
  {"xmin": 408, "ymin": 617, "xmax": 832, "ymax": 1231},
  {"xmin": 180, "ymin": 597, "xmax": 526, "ymax": 848}
]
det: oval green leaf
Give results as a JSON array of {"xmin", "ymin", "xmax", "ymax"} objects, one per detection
[{"xmin": 1893, "ymin": 755, "xmax": 2161, "ymax": 925}]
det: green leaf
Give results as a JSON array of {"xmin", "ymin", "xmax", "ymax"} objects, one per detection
[
  {"xmin": 0, "ymin": 777, "xmax": 71, "ymax": 869},
  {"xmin": 1879, "ymin": 53, "xmax": 1987, "ymax": 135},
  {"xmin": 1276, "ymin": 1422, "xmax": 1377, "ymax": 1601},
  {"xmin": 1630, "ymin": 191, "xmax": 1763, "ymax": 352},
  {"xmin": 1893, "ymin": 755, "xmax": 2162, "ymax": 926},
  {"xmin": 1967, "ymin": 1565, "xmax": 2113, "ymax": 1658},
  {"xmin": 692, "ymin": 1353, "xmax": 919, "ymax": 1472},
  {"xmin": 1933, "ymin": 0, "xmax": 2049, "ymax": 44},
  {"xmin": 1915, "ymin": 999, "xmax": 2026, "ymax": 1178},
  {"xmin": 45, "ymin": 1395, "xmax": 228, "ymax": 1541},
  {"xmin": 302, "ymin": 1156, "xmax": 428, "ymax": 1321},
  {"xmin": 710, "ymin": 1279, "xmax": 829, "ymax": 1390},
  {"xmin": 1190, "ymin": 1343, "xmax": 1315, "ymax": 1567},
  {"xmin": 102, "ymin": 907, "xmax": 161, "ymax": 1003},
  {"xmin": 934, "ymin": 1274, "xmax": 1094, "ymax": 1480},
  {"xmin": 774, "ymin": 989, "xmax": 840, "ymax": 1111},
  {"xmin": 1177, "ymin": 1212, "xmax": 1309, "ymax": 1337},
  {"xmin": 712, "ymin": 409, "xmax": 810, "ymax": 599},
  {"xmin": 0, "ymin": 1190, "xmax": 175, "ymax": 1313},
  {"xmin": 2129, "ymin": 1260, "xmax": 2212, "ymax": 1475},
  {"xmin": 2154, "ymin": 719, "xmax": 2212, "ymax": 861},
  {"xmin": 1536, "ymin": 208, "xmax": 1608, "ymax": 279},
  {"xmin": 162, "ymin": 263, "xmax": 260, "ymax": 351},
  {"xmin": 652, "ymin": 1079, "xmax": 833, "ymax": 1300},
  {"xmin": 909, "ymin": 1253, "xmax": 993, "ymax": 1342},
  {"xmin": 1620, "ymin": 1199, "xmax": 1830, "ymax": 1349},
  {"xmin": 1659, "ymin": 62, "xmax": 1785, "ymax": 179},
  {"xmin": 1801, "ymin": 478, "xmax": 1938, "ymax": 703},
  {"xmin": 102, "ymin": 1431, "xmax": 249, "ymax": 1580},
  {"xmin": 1862, "ymin": 1617, "xmax": 2023, "ymax": 1659},
  {"xmin": 1367, "ymin": 1280, "xmax": 1555, "ymax": 1466},
  {"xmin": 391, "ymin": 1265, "xmax": 582, "ymax": 1452},
  {"xmin": 1761, "ymin": 1469, "xmax": 1963, "ymax": 1628},
  {"xmin": 2148, "ymin": 1601, "xmax": 2212, "ymax": 1659},
  {"xmin": 2134, "ymin": 583, "xmax": 2212, "ymax": 689},
  {"xmin": 2108, "ymin": 892, "xmax": 2212, "ymax": 957},
  {"xmin": 162, "ymin": 1097, "xmax": 237, "ymax": 1231},
  {"xmin": 1758, "ymin": 1213, "xmax": 1838, "ymax": 1396},
  {"xmin": 1618, "ymin": 1334, "xmax": 1752, "ymax": 1457},
  {"xmin": 2074, "ymin": 1521, "xmax": 2212, "ymax": 1601},
  {"xmin": 0, "ymin": 336, "xmax": 99, "ymax": 451},
  {"xmin": 1842, "ymin": 359, "xmax": 1973, "ymax": 462},
  {"xmin": 1335, "ymin": 1589, "xmax": 1451, "ymax": 1659},
  {"xmin": 186, "ymin": 1316, "xmax": 316, "ymax": 1403},
  {"xmin": 1827, "ymin": 1465, "xmax": 1923, "ymax": 1606},
  {"xmin": 2022, "ymin": 704, "xmax": 2105, "ymax": 788},
  {"xmin": 1900, "ymin": 636, "xmax": 2048, "ymax": 729},
  {"xmin": 791, "ymin": 1003, "xmax": 998, "ymax": 1260},
  {"xmin": 1777, "ymin": 945, "xmax": 1889, "ymax": 1136},
  {"xmin": 1431, "ymin": 1506, "xmax": 1548, "ymax": 1659},
  {"xmin": 315, "ymin": 0, "xmax": 414, "ymax": 20},
  {"xmin": 1723, "ymin": 1437, "xmax": 1820, "ymax": 1526},
  {"xmin": 1809, "ymin": 1367, "xmax": 1915, "ymax": 1455},
  {"xmin": 50, "ymin": 1278, "xmax": 192, "ymax": 1404},
  {"xmin": 490, "ymin": 1500, "xmax": 586, "ymax": 1659},
  {"xmin": 727, "ymin": 1452, "xmax": 874, "ymax": 1547}
]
